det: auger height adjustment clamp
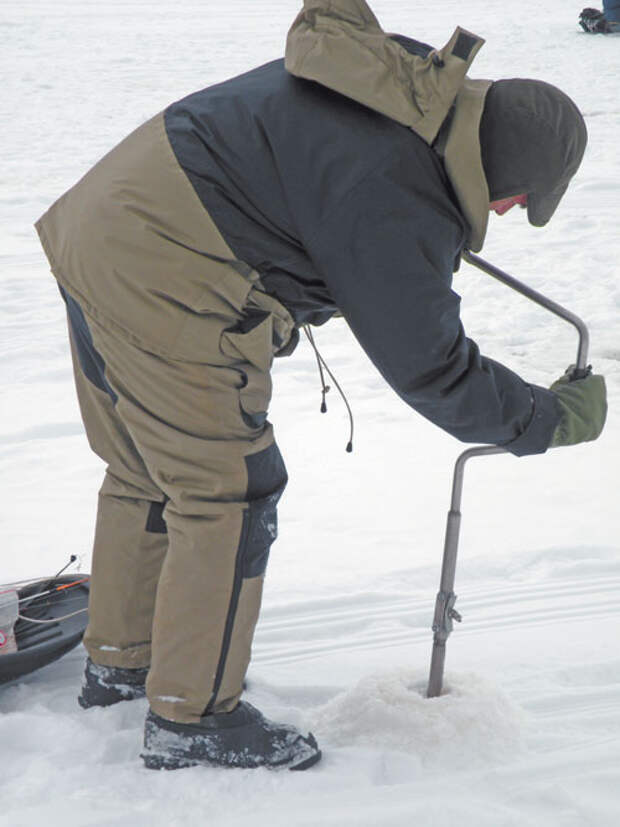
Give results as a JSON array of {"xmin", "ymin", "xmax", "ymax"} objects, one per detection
[{"xmin": 431, "ymin": 590, "xmax": 462, "ymax": 642}]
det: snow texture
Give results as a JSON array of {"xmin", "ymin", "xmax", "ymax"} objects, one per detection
[{"xmin": 1, "ymin": 1, "xmax": 619, "ymax": 825}]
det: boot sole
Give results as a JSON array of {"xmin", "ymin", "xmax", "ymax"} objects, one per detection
[
  {"xmin": 142, "ymin": 753, "xmax": 196, "ymax": 770},
  {"xmin": 141, "ymin": 746, "xmax": 322, "ymax": 772},
  {"xmin": 288, "ymin": 748, "xmax": 322, "ymax": 771}
]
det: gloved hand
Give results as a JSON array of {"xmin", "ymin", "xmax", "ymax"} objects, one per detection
[{"xmin": 549, "ymin": 368, "xmax": 607, "ymax": 447}]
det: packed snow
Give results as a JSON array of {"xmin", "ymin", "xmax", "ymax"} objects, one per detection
[{"xmin": 1, "ymin": 1, "xmax": 619, "ymax": 825}]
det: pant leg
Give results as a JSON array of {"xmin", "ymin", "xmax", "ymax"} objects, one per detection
[
  {"xmin": 64, "ymin": 290, "xmax": 168, "ymax": 668},
  {"xmin": 603, "ymin": 0, "xmax": 620, "ymax": 21},
  {"xmin": 82, "ymin": 295, "xmax": 287, "ymax": 724}
]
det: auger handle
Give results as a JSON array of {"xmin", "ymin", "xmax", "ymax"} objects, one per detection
[
  {"xmin": 426, "ymin": 252, "xmax": 591, "ymax": 698},
  {"xmin": 462, "ymin": 250, "xmax": 590, "ymax": 379}
]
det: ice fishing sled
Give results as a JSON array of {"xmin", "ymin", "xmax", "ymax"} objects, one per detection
[{"xmin": 0, "ymin": 573, "xmax": 90, "ymax": 685}]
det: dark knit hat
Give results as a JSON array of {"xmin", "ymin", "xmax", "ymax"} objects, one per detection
[{"xmin": 479, "ymin": 79, "xmax": 587, "ymax": 226}]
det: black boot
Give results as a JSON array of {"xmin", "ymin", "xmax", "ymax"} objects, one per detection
[
  {"xmin": 579, "ymin": 8, "xmax": 614, "ymax": 32},
  {"xmin": 141, "ymin": 702, "xmax": 321, "ymax": 771},
  {"xmin": 78, "ymin": 657, "xmax": 148, "ymax": 709}
]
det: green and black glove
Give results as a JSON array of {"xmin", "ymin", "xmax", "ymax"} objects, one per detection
[{"xmin": 549, "ymin": 369, "xmax": 607, "ymax": 448}]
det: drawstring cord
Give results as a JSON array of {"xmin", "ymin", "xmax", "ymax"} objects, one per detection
[
  {"xmin": 304, "ymin": 325, "xmax": 330, "ymax": 414},
  {"xmin": 303, "ymin": 325, "xmax": 354, "ymax": 453}
]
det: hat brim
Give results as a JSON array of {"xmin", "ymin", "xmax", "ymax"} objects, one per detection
[{"xmin": 527, "ymin": 182, "xmax": 569, "ymax": 227}]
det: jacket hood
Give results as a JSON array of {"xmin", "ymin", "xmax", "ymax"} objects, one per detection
[{"xmin": 285, "ymin": 0, "xmax": 492, "ymax": 251}]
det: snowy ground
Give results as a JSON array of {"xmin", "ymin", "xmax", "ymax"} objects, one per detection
[{"xmin": 1, "ymin": 1, "xmax": 619, "ymax": 825}]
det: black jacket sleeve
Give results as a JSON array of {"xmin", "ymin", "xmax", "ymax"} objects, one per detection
[{"xmin": 302, "ymin": 155, "xmax": 561, "ymax": 456}]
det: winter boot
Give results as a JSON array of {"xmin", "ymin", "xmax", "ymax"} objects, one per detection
[
  {"xmin": 141, "ymin": 701, "xmax": 321, "ymax": 771},
  {"xmin": 579, "ymin": 8, "xmax": 616, "ymax": 32},
  {"xmin": 78, "ymin": 657, "xmax": 148, "ymax": 709}
]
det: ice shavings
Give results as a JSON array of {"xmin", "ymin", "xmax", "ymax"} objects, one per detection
[{"xmin": 313, "ymin": 668, "xmax": 526, "ymax": 770}]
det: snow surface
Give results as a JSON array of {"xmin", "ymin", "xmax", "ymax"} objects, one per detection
[{"xmin": 1, "ymin": 1, "xmax": 619, "ymax": 825}]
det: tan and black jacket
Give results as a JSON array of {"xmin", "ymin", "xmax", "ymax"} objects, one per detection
[{"xmin": 38, "ymin": 0, "xmax": 562, "ymax": 454}]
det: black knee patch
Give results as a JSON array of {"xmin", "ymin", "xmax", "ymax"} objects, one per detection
[
  {"xmin": 203, "ymin": 443, "xmax": 288, "ymax": 714},
  {"xmin": 243, "ymin": 444, "xmax": 287, "ymax": 577},
  {"xmin": 244, "ymin": 494, "xmax": 280, "ymax": 578}
]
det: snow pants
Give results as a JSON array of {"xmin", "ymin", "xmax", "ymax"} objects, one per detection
[
  {"xmin": 35, "ymin": 112, "xmax": 296, "ymax": 724},
  {"xmin": 603, "ymin": 0, "xmax": 620, "ymax": 22}
]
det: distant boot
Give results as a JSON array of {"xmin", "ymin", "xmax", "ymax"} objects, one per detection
[
  {"xmin": 78, "ymin": 657, "xmax": 148, "ymax": 709},
  {"xmin": 579, "ymin": 8, "xmax": 615, "ymax": 32},
  {"xmin": 141, "ymin": 701, "xmax": 321, "ymax": 771}
]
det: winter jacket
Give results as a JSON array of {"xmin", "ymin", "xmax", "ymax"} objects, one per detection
[
  {"xmin": 36, "ymin": 0, "xmax": 562, "ymax": 455},
  {"xmin": 161, "ymin": 6, "xmax": 560, "ymax": 453}
]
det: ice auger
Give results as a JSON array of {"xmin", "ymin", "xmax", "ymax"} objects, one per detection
[{"xmin": 426, "ymin": 250, "xmax": 591, "ymax": 698}]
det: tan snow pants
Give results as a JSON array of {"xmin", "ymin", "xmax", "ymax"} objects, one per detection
[{"xmin": 35, "ymin": 112, "xmax": 296, "ymax": 724}]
